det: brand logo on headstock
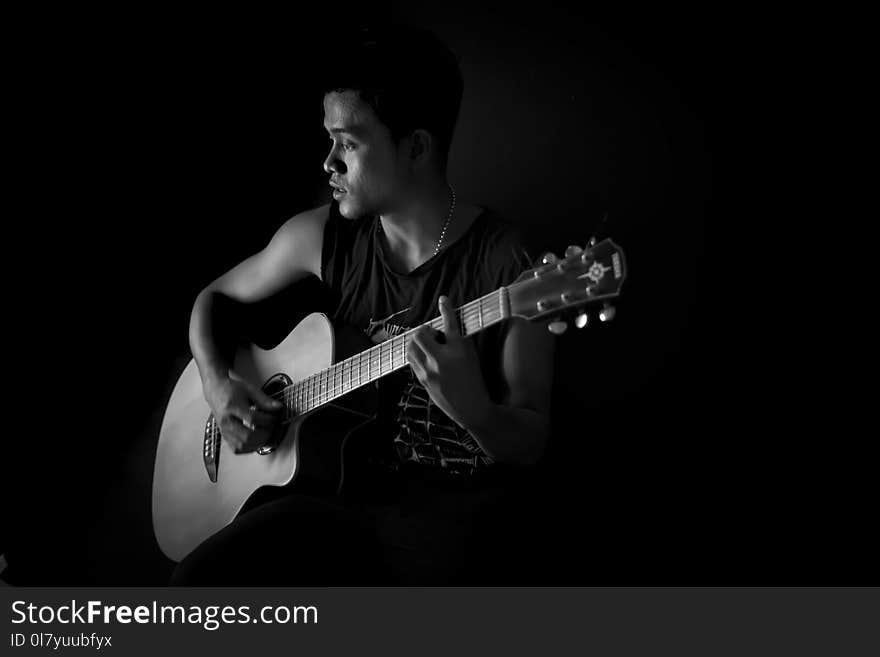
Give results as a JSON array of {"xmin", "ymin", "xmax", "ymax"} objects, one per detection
[{"xmin": 578, "ymin": 262, "xmax": 611, "ymax": 284}]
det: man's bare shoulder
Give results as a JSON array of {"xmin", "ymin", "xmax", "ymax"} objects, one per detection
[
  {"xmin": 276, "ymin": 203, "xmax": 331, "ymax": 239},
  {"xmin": 263, "ymin": 203, "xmax": 329, "ymax": 274}
]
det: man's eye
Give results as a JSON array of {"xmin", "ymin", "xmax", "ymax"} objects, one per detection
[{"xmin": 329, "ymin": 139, "xmax": 356, "ymax": 152}]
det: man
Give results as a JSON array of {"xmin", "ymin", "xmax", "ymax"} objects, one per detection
[{"xmin": 172, "ymin": 25, "xmax": 554, "ymax": 585}]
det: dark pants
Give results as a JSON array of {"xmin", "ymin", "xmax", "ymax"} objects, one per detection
[{"xmin": 170, "ymin": 468, "xmax": 526, "ymax": 586}]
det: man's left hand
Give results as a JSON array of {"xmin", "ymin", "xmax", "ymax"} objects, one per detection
[{"xmin": 407, "ymin": 295, "xmax": 492, "ymax": 430}]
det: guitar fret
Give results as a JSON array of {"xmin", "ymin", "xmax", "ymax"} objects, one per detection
[{"xmin": 278, "ymin": 288, "xmax": 515, "ymax": 417}]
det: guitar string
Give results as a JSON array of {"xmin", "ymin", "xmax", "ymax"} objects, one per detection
[
  {"xmin": 203, "ymin": 256, "xmax": 612, "ymax": 440},
  {"xmin": 204, "ymin": 309, "xmax": 502, "ymax": 439},
  {"xmin": 204, "ymin": 300, "xmax": 506, "ymax": 436},
  {"xmin": 259, "ymin": 307, "xmax": 500, "ymax": 412},
  {"xmin": 269, "ymin": 301, "xmax": 504, "ymax": 409},
  {"xmin": 206, "ymin": 252, "xmax": 609, "ymax": 416},
  {"xmin": 272, "ymin": 295, "xmax": 501, "ymax": 400}
]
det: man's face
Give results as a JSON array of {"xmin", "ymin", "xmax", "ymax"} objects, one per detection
[{"xmin": 322, "ymin": 90, "xmax": 404, "ymax": 219}]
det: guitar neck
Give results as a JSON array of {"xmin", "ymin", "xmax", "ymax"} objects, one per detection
[{"xmin": 279, "ymin": 287, "xmax": 511, "ymax": 415}]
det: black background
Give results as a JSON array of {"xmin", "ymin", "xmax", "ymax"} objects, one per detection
[{"xmin": 3, "ymin": 4, "xmax": 865, "ymax": 585}]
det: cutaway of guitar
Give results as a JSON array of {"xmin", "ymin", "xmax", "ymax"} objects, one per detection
[{"xmin": 152, "ymin": 313, "xmax": 376, "ymax": 562}]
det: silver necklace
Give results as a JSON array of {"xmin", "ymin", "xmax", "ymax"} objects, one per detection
[
  {"xmin": 433, "ymin": 184, "xmax": 456, "ymax": 256},
  {"xmin": 377, "ymin": 185, "xmax": 457, "ymax": 258}
]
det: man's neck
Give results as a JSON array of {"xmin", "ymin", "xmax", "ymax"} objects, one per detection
[{"xmin": 378, "ymin": 179, "xmax": 453, "ymax": 271}]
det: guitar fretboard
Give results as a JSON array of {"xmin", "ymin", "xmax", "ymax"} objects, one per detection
[{"xmin": 280, "ymin": 288, "xmax": 510, "ymax": 415}]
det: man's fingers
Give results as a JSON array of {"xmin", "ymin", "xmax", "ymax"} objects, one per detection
[
  {"xmin": 245, "ymin": 381, "xmax": 284, "ymax": 411},
  {"xmin": 438, "ymin": 295, "xmax": 460, "ymax": 339},
  {"xmin": 233, "ymin": 404, "xmax": 276, "ymax": 428},
  {"xmin": 220, "ymin": 417, "xmax": 246, "ymax": 445},
  {"xmin": 248, "ymin": 409, "xmax": 278, "ymax": 429},
  {"xmin": 407, "ymin": 339, "xmax": 428, "ymax": 381},
  {"xmin": 233, "ymin": 428, "xmax": 272, "ymax": 454},
  {"xmin": 231, "ymin": 405, "xmax": 256, "ymax": 430},
  {"xmin": 411, "ymin": 329, "xmax": 439, "ymax": 366},
  {"xmin": 221, "ymin": 417, "xmax": 272, "ymax": 453}
]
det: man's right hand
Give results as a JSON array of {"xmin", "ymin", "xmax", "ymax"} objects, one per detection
[{"xmin": 204, "ymin": 376, "xmax": 284, "ymax": 453}]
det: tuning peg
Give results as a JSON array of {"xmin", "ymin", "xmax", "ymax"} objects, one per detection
[
  {"xmin": 548, "ymin": 320, "xmax": 568, "ymax": 335},
  {"xmin": 541, "ymin": 252, "xmax": 559, "ymax": 265},
  {"xmin": 599, "ymin": 303, "xmax": 616, "ymax": 322},
  {"xmin": 564, "ymin": 244, "xmax": 583, "ymax": 258},
  {"xmin": 574, "ymin": 312, "xmax": 589, "ymax": 329}
]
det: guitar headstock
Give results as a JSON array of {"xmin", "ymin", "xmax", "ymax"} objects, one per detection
[{"xmin": 508, "ymin": 238, "xmax": 626, "ymax": 333}]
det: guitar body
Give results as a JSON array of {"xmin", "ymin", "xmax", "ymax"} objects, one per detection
[
  {"xmin": 152, "ymin": 238, "xmax": 627, "ymax": 563},
  {"xmin": 152, "ymin": 313, "xmax": 377, "ymax": 562}
]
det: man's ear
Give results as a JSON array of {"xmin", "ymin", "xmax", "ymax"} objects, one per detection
[{"xmin": 408, "ymin": 129, "xmax": 434, "ymax": 167}]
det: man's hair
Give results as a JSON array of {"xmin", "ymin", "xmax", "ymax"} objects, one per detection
[{"xmin": 322, "ymin": 24, "xmax": 464, "ymax": 167}]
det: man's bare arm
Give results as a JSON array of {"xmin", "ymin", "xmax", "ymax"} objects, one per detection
[
  {"xmin": 189, "ymin": 204, "xmax": 328, "ymax": 451},
  {"xmin": 408, "ymin": 298, "xmax": 555, "ymax": 467},
  {"xmin": 460, "ymin": 318, "xmax": 554, "ymax": 466}
]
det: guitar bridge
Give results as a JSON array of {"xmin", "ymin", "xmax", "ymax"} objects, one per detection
[{"xmin": 203, "ymin": 416, "xmax": 220, "ymax": 482}]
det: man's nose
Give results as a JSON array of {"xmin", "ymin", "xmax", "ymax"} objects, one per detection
[{"xmin": 323, "ymin": 149, "xmax": 345, "ymax": 174}]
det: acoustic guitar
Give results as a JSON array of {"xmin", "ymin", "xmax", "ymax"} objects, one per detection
[{"xmin": 152, "ymin": 240, "xmax": 626, "ymax": 561}]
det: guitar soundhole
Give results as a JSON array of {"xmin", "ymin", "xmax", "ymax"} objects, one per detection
[{"xmin": 256, "ymin": 373, "xmax": 292, "ymax": 455}]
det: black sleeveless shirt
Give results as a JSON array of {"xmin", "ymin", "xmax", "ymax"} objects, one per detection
[{"xmin": 320, "ymin": 201, "xmax": 532, "ymax": 476}]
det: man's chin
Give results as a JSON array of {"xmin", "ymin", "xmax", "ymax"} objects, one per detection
[{"xmin": 336, "ymin": 197, "xmax": 367, "ymax": 220}]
